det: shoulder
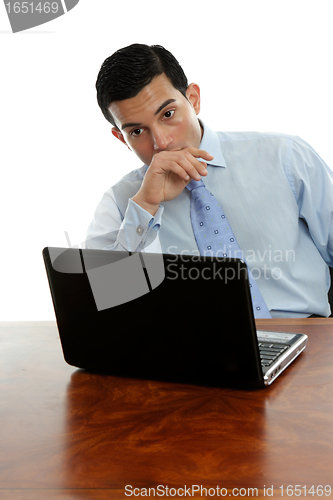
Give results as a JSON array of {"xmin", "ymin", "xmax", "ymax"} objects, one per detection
[
  {"xmin": 112, "ymin": 164, "xmax": 147, "ymax": 188},
  {"xmin": 215, "ymin": 130, "xmax": 295, "ymax": 146},
  {"xmin": 96, "ymin": 165, "xmax": 147, "ymax": 217},
  {"xmin": 215, "ymin": 131, "xmax": 316, "ymax": 169},
  {"xmin": 99, "ymin": 165, "xmax": 146, "ymax": 202}
]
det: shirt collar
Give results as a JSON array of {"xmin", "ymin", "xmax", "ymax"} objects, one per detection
[{"xmin": 199, "ymin": 120, "xmax": 226, "ymax": 168}]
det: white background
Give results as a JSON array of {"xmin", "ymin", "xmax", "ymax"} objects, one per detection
[{"xmin": 0, "ymin": 0, "xmax": 332, "ymax": 320}]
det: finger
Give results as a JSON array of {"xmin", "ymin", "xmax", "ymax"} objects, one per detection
[
  {"xmin": 180, "ymin": 151, "xmax": 208, "ymax": 177},
  {"xmin": 158, "ymin": 156, "xmax": 200, "ymax": 182},
  {"xmin": 185, "ymin": 148, "xmax": 214, "ymax": 161},
  {"xmin": 174, "ymin": 155, "xmax": 204, "ymax": 181},
  {"xmin": 153, "ymin": 150, "xmax": 207, "ymax": 181},
  {"xmin": 165, "ymin": 160, "xmax": 194, "ymax": 181}
]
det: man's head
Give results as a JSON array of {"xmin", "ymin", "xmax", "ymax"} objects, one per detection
[
  {"xmin": 96, "ymin": 44, "xmax": 189, "ymax": 127},
  {"xmin": 96, "ymin": 44, "xmax": 202, "ymax": 166}
]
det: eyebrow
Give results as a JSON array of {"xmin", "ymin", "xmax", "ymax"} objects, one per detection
[
  {"xmin": 121, "ymin": 98, "xmax": 177, "ymax": 131},
  {"xmin": 154, "ymin": 98, "xmax": 176, "ymax": 116}
]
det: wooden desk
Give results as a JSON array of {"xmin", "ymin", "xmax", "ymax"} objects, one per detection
[{"xmin": 1, "ymin": 320, "xmax": 333, "ymax": 499}]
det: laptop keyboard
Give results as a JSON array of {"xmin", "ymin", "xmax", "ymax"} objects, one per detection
[{"xmin": 259, "ymin": 342, "xmax": 290, "ymax": 367}]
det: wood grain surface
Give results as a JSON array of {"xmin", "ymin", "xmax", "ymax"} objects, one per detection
[{"xmin": 1, "ymin": 320, "xmax": 333, "ymax": 499}]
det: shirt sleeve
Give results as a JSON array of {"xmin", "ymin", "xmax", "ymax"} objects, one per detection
[
  {"xmin": 285, "ymin": 136, "xmax": 333, "ymax": 266},
  {"xmin": 85, "ymin": 187, "xmax": 164, "ymax": 252}
]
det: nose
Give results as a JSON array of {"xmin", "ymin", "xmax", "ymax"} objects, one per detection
[{"xmin": 152, "ymin": 127, "xmax": 172, "ymax": 152}]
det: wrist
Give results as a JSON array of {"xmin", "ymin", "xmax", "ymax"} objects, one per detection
[{"xmin": 132, "ymin": 193, "xmax": 160, "ymax": 216}]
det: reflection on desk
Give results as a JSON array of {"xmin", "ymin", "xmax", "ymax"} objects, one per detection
[{"xmin": 0, "ymin": 320, "xmax": 333, "ymax": 499}]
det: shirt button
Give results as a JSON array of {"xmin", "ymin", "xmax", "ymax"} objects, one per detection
[{"xmin": 136, "ymin": 225, "xmax": 144, "ymax": 236}]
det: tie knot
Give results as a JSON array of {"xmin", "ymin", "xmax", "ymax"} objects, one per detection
[{"xmin": 185, "ymin": 178, "xmax": 205, "ymax": 192}]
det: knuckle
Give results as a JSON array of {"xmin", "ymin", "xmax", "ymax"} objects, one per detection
[{"xmin": 182, "ymin": 150, "xmax": 192, "ymax": 158}]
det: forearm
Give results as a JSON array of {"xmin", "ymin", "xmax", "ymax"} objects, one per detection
[
  {"xmin": 86, "ymin": 190, "xmax": 163, "ymax": 252},
  {"xmin": 109, "ymin": 198, "xmax": 163, "ymax": 251}
]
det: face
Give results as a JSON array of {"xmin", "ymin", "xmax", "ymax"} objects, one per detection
[{"xmin": 109, "ymin": 73, "xmax": 203, "ymax": 166}]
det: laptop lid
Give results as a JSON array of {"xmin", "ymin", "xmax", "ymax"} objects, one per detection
[{"xmin": 43, "ymin": 247, "xmax": 306, "ymax": 388}]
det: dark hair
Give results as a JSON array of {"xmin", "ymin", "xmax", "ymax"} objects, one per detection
[{"xmin": 96, "ymin": 44, "xmax": 189, "ymax": 127}]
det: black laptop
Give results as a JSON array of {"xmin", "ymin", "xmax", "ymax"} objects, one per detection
[{"xmin": 43, "ymin": 247, "xmax": 308, "ymax": 388}]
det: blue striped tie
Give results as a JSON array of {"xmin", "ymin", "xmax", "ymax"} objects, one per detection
[{"xmin": 186, "ymin": 179, "xmax": 271, "ymax": 319}]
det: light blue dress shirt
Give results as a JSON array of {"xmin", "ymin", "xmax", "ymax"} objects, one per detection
[{"xmin": 86, "ymin": 122, "xmax": 333, "ymax": 318}]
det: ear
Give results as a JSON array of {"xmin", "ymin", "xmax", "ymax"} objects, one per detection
[
  {"xmin": 186, "ymin": 83, "xmax": 201, "ymax": 115},
  {"xmin": 111, "ymin": 127, "xmax": 131, "ymax": 150}
]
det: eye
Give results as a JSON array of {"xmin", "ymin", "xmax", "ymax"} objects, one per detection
[
  {"xmin": 130, "ymin": 128, "xmax": 144, "ymax": 137},
  {"xmin": 163, "ymin": 109, "xmax": 175, "ymax": 119}
]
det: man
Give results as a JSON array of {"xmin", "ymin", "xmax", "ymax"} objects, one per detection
[{"xmin": 86, "ymin": 43, "xmax": 333, "ymax": 318}]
